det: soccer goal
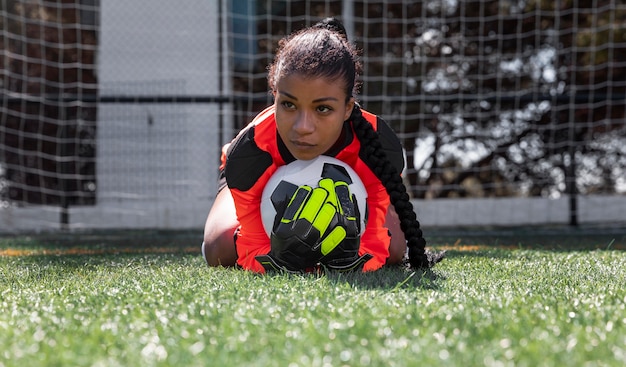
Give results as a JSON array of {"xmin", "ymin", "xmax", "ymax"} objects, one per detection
[{"xmin": 1, "ymin": 0, "xmax": 625, "ymax": 232}]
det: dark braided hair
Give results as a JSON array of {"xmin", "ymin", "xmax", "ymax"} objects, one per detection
[
  {"xmin": 350, "ymin": 106, "xmax": 444, "ymax": 268},
  {"xmin": 268, "ymin": 18, "xmax": 444, "ymax": 268}
]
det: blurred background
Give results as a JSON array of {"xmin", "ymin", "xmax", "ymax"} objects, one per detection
[{"xmin": 1, "ymin": 0, "xmax": 624, "ymax": 233}]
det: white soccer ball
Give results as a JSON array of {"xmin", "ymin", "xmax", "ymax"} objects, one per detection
[{"xmin": 261, "ymin": 156, "xmax": 368, "ymax": 237}]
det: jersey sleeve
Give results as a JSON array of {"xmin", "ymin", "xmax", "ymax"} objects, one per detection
[
  {"xmin": 359, "ymin": 182, "xmax": 391, "ymax": 272},
  {"xmin": 223, "ymin": 125, "xmax": 276, "ymax": 273},
  {"xmin": 230, "ymin": 185, "xmax": 273, "ymax": 273}
]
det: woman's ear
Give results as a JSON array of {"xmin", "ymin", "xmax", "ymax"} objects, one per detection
[{"xmin": 344, "ymin": 97, "xmax": 355, "ymax": 121}]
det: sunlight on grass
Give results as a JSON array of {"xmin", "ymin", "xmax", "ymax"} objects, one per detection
[{"xmin": 1, "ymin": 248, "xmax": 625, "ymax": 366}]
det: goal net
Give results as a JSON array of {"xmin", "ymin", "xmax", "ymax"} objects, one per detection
[
  {"xmin": 228, "ymin": 0, "xmax": 626, "ymax": 228},
  {"xmin": 1, "ymin": 1, "xmax": 98, "ymax": 207},
  {"xmin": 1, "ymin": 0, "xmax": 625, "ymax": 231}
]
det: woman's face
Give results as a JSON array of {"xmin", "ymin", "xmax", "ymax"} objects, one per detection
[{"xmin": 274, "ymin": 74, "xmax": 355, "ymax": 161}]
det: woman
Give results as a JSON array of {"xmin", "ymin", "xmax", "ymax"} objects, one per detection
[{"xmin": 203, "ymin": 18, "xmax": 444, "ymax": 273}]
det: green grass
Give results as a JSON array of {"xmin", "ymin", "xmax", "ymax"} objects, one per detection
[{"xmin": 1, "ymin": 233, "xmax": 625, "ymax": 366}]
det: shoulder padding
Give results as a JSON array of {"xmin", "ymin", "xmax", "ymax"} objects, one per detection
[
  {"xmin": 224, "ymin": 126, "xmax": 273, "ymax": 191},
  {"xmin": 376, "ymin": 117, "xmax": 405, "ymax": 174}
]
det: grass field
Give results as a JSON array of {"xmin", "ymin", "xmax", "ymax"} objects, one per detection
[{"xmin": 1, "ymin": 228, "xmax": 625, "ymax": 366}]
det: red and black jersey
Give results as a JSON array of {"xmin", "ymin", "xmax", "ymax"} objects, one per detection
[{"xmin": 222, "ymin": 105, "xmax": 404, "ymax": 273}]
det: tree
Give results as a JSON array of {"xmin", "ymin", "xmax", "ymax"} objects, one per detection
[{"xmin": 359, "ymin": 0, "xmax": 626, "ymax": 198}]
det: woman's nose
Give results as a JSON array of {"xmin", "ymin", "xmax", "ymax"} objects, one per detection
[{"xmin": 293, "ymin": 111, "xmax": 315, "ymax": 134}]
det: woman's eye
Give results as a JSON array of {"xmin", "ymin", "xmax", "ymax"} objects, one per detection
[
  {"xmin": 281, "ymin": 101, "xmax": 296, "ymax": 109},
  {"xmin": 317, "ymin": 105, "xmax": 332, "ymax": 113}
]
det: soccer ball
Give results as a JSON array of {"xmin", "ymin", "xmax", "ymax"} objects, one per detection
[{"xmin": 260, "ymin": 156, "xmax": 368, "ymax": 237}]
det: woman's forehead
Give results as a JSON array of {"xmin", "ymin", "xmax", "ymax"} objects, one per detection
[{"xmin": 276, "ymin": 74, "xmax": 348, "ymax": 98}]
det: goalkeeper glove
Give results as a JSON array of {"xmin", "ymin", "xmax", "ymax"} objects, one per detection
[{"xmin": 256, "ymin": 177, "xmax": 373, "ymax": 273}]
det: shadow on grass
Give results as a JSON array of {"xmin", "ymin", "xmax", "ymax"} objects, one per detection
[
  {"xmin": 324, "ymin": 266, "xmax": 444, "ymax": 291},
  {"xmin": 259, "ymin": 264, "xmax": 446, "ymax": 291}
]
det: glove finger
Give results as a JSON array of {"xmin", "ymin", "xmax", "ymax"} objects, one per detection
[
  {"xmin": 280, "ymin": 185, "xmax": 312, "ymax": 223},
  {"xmin": 285, "ymin": 187, "xmax": 329, "ymax": 239},
  {"xmin": 270, "ymin": 181, "xmax": 299, "ymax": 220},
  {"xmin": 318, "ymin": 178, "xmax": 339, "ymax": 208},
  {"xmin": 298, "ymin": 186, "xmax": 329, "ymax": 223},
  {"xmin": 334, "ymin": 182, "xmax": 356, "ymax": 218},
  {"xmin": 319, "ymin": 225, "xmax": 347, "ymax": 256},
  {"xmin": 334, "ymin": 183, "xmax": 361, "ymax": 235},
  {"xmin": 310, "ymin": 201, "xmax": 338, "ymax": 238}
]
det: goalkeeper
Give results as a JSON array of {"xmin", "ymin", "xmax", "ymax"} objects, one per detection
[{"xmin": 202, "ymin": 18, "xmax": 444, "ymax": 273}]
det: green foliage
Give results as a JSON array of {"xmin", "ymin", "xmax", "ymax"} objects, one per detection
[{"xmin": 1, "ymin": 246, "xmax": 625, "ymax": 366}]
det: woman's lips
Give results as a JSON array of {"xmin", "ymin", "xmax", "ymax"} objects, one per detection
[{"xmin": 291, "ymin": 140, "xmax": 315, "ymax": 148}]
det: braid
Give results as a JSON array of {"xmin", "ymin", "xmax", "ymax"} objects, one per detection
[{"xmin": 350, "ymin": 105, "xmax": 432, "ymax": 269}]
